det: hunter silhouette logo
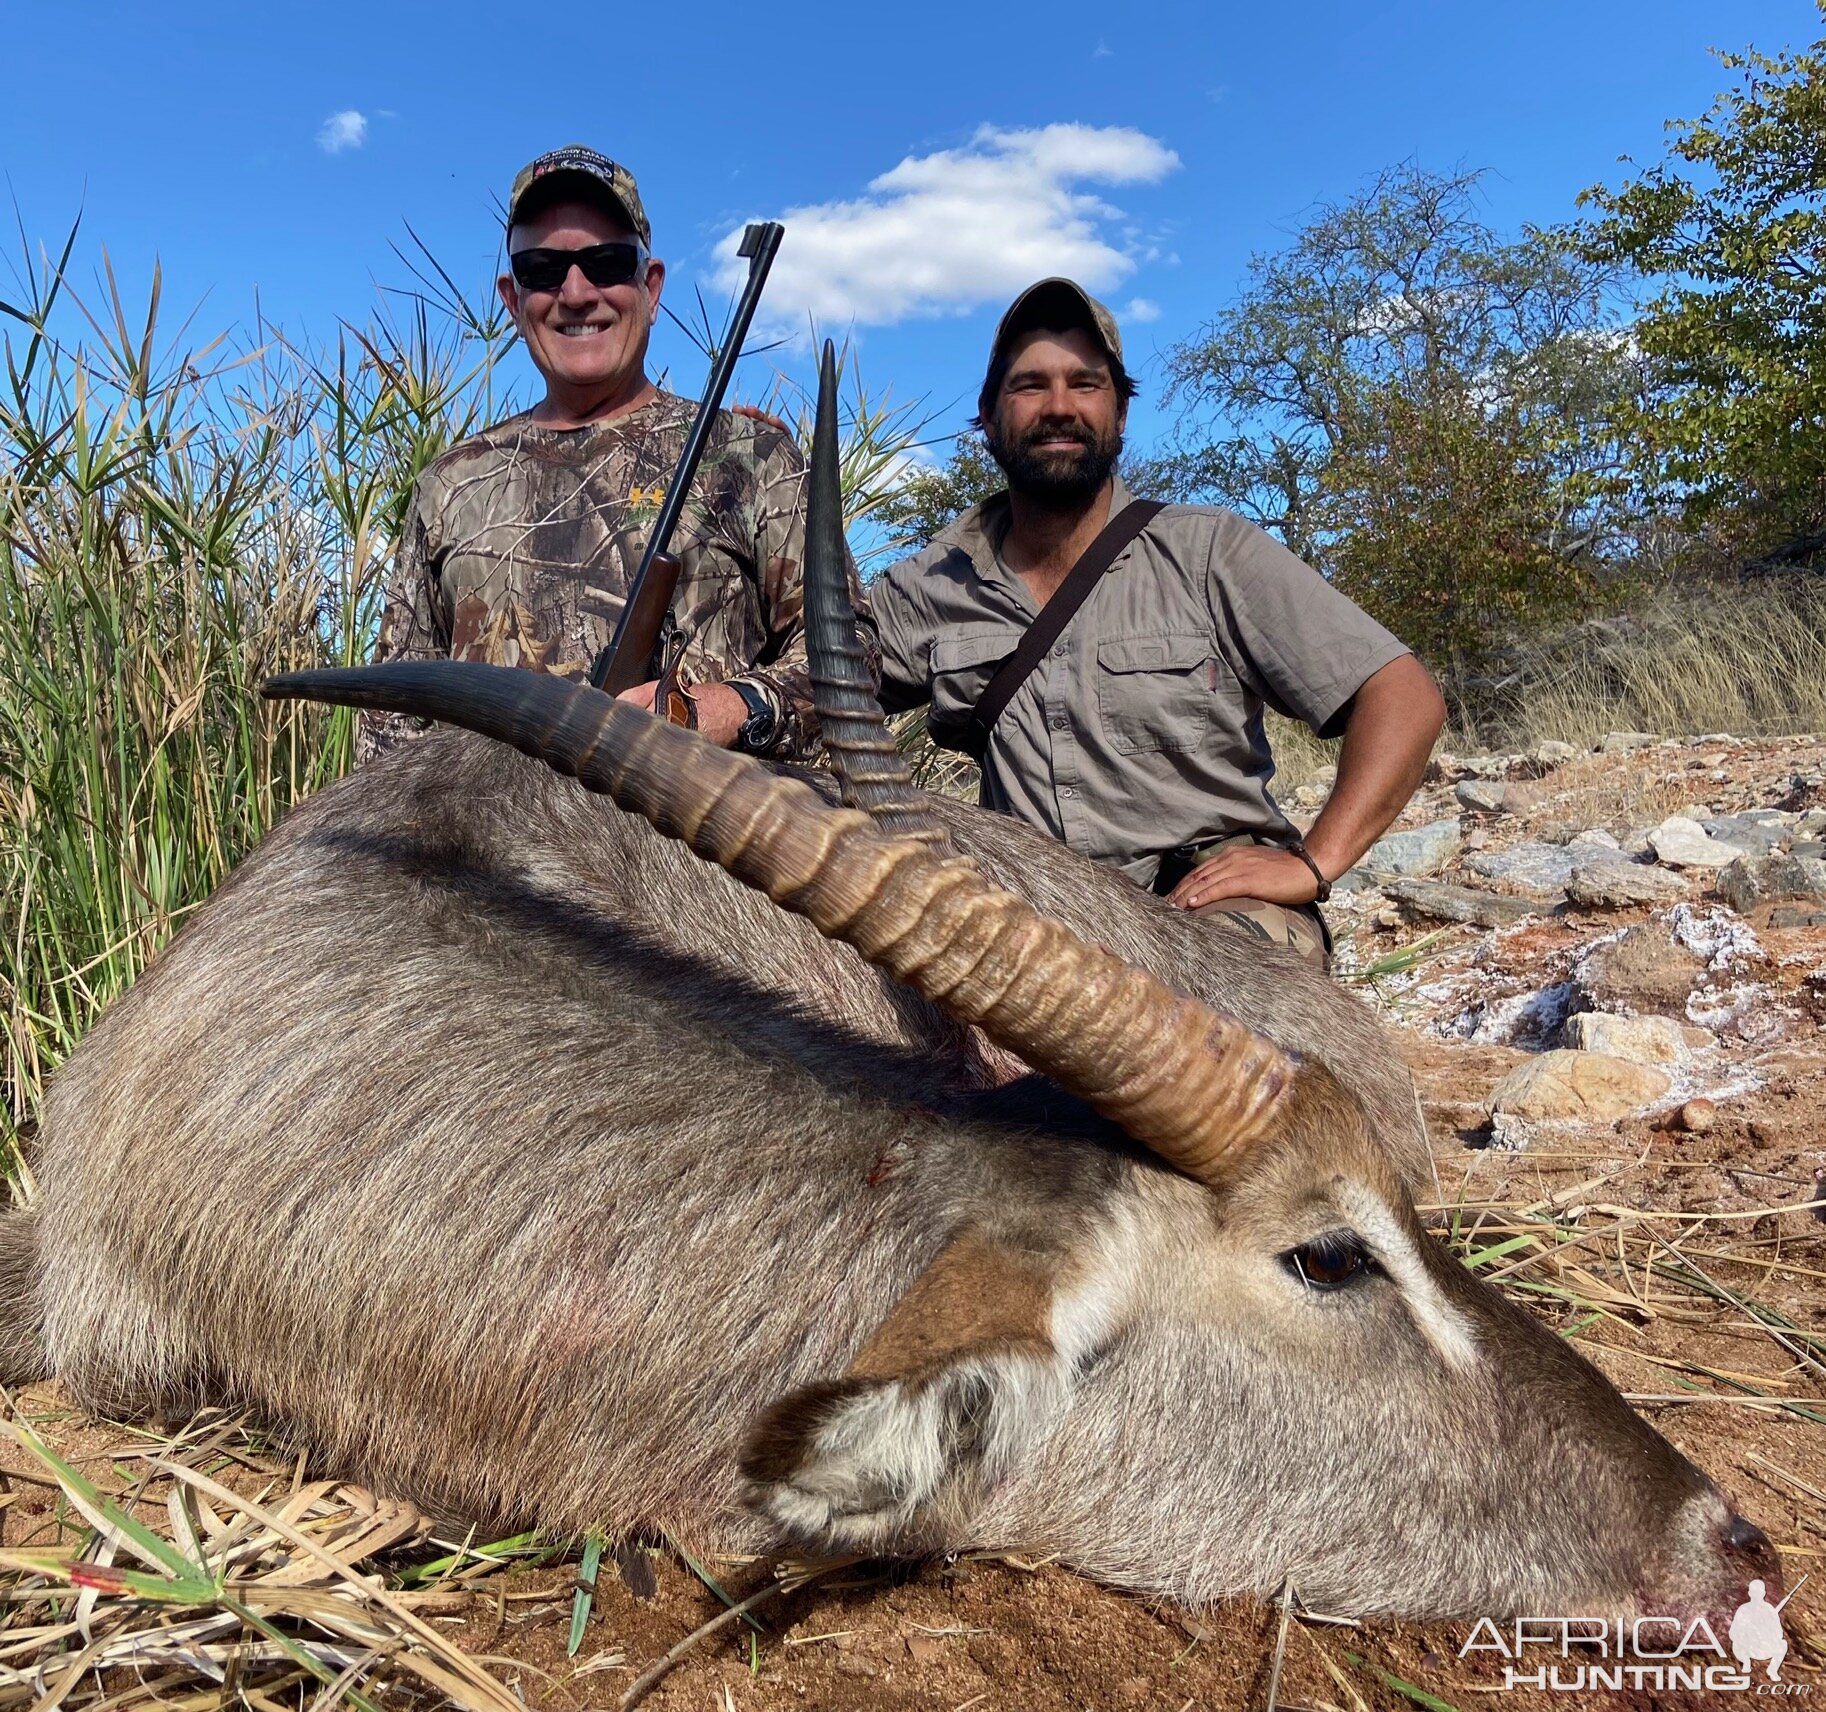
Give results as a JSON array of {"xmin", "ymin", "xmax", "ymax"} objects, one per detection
[{"xmin": 1729, "ymin": 1579, "xmax": 1789, "ymax": 1683}]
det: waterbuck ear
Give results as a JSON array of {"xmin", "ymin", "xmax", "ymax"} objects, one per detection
[{"xmin": 740, "ymin": 1228, "xmax": 1095, "ymax": 1553}]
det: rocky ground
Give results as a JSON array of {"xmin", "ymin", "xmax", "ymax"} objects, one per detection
[
  {"xmin": 1315, "ymin": 728, "xmax": 1826, "ymax": 1140},
  {"xmin": 3, "ymin": 734, "xmax": 1823, "ymax": 1712}
]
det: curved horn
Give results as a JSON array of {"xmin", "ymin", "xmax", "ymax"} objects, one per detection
[
  {"xmin": 801, "ymin": 341, "xmax": 952, "ymax": 851},
  {"xmin": 265, "ymin": 664, "xmax": 1296, "ymax": 1180}
]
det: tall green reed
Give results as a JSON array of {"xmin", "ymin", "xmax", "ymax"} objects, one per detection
[{"xmin": 0, "ymin": 225, "xmax": 517, "ymax": 1175}]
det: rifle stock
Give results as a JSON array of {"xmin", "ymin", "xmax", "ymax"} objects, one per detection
[{"xmin": 596, "ymin": 551, "xmax": 681, "ymax": 696}]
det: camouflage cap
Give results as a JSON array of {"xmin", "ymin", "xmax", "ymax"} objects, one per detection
[
  {"xmin": 989, "ymin": 278, "xmax": 1123, "ymax": 368},
  {"xmin": 507, "ymin": 146, "xmax": 652, "ymax": 248}
]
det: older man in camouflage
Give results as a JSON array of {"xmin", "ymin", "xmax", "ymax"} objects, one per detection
[{"xmin": 360, "ymin": 145, "xmax": 867, "ymax": 763}]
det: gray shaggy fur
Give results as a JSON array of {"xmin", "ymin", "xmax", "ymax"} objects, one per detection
[{"xmin": 0, "ymin": 1209, "xmax": 46, "ymax": 1382}]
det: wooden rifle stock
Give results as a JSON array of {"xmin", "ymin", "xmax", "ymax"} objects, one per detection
[
  {"xmin": 596, "ymin": 551, "xmax": 681, "ymax": 696},
  {"xmin": 587, "ymin": 220, "xmax": 786, "ymax": 699}
]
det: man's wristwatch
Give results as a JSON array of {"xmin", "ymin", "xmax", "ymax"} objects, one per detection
[
  {"xmin": 1284, "ymin": 838, "xmax": 1332, "ymax": 903},
  {"xmin": 728, "ymin": 679, "xmax": 779, "ymax": 754}
]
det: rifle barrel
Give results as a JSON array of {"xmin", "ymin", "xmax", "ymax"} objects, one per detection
[{"xmin": 588, "ymin": 221, "xmax": 786, "ymax": 691}]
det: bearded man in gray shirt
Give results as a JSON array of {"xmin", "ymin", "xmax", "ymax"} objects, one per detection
[{"xmin": 870, "ymin": 280, "xmax": 1447, "ymax": 968}]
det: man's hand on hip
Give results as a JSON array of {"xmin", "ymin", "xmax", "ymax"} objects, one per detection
[
  {"xmin": 1166, "ymin": 844, "xmax": 1323, "ymax": 912},
  {"xmin": 615, "ymin": 679, "xmax": 748, "ymax": 747}
]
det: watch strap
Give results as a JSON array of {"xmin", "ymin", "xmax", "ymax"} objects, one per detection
[
  {"xmin": 1285, "ymin": 839, "xmax": 1331, "ymax": 904},
  {"xmin": 728, "ymin": 678, "xmax": 779, "ymax": 753}
]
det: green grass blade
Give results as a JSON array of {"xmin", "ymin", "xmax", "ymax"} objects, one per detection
[
  {"xmin": 2, "ymin": 1415, "xmax": 208, "ymax": 1583},
  {"xmin": 1344, "ymin": 1652, "xmax": 1463, "ymax": 1712},
  {"xmin": 567, "ymin": 1532, "xmax": 603, "ymax": 1658}
]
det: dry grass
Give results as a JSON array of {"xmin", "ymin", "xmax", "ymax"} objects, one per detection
[
  {"xmin": 0, "ymin": 1399, "xmax": 516, "ymax": 1711},
  {"xmin": 1262, "ymin": 714, "xmax": 1340, "ymax": 792},
  {"xmin": 1514, "ymin": 748, "xmax": 1705, "ymax": 839},
  {"xmin": 1451, "ymin": 579, "xmax": 1826, "ymax": 752},
  {"xmin": 1431, "ymin": 1179, "xmax": 1826, "ymax": 1424},
  {"xmin": 0, "ymin": 1387, "xmax": 868, "ymax": 1712},
  {"xmin": 1269, "ymin": 577, "xmax": 1826, "ymax": 796}
]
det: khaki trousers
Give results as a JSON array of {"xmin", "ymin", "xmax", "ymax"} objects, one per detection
[{"xmin": 1196, "ymin": 895, "xmax": 1330, "ymax": 970}]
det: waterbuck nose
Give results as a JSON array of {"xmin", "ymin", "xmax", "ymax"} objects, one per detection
[{"xmin": 1720, "ymin": 1513, "xmax": 1781, "ymax": 1589}]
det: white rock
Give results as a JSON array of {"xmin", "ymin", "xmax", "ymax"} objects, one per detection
[
  {"xmin": 1648, "ymin": 816, "xmax": 1751, "ymax": 870},
  {"xmin": 1560, "ymin": 1013, "xmax": 1690, "ymax": 1064},
  {"xmin": 1456, "ymin": 779, "xmax": 1542, "ymax": 816},
  {"xmin": 1718, "ymin": 853, "xmax": 1826, "ymax": 913},
  {"xmin": 1357, "ymin": 818, "xmax": 1463, "ymax": 879},
  {"xmin": 1565, "ymin": 855, "xmax": 1691, "ymax": 908},
  {"xmin": 1465, "ymin": 843, "xmax": 1575, "ymax": 896}
]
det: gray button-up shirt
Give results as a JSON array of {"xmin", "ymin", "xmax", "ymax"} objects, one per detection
[{"xmin": 872, "ymin": 475, "xmax": 1410, "ymax": 890}]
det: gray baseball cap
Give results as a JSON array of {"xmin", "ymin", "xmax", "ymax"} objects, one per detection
[{"xmin": 988, "ymin": 278, "xmax": 1124, "ymax": 368}]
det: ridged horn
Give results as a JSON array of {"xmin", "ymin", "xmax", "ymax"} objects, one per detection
[
  {"xmin": 264, "ymin": 664, "xmax": 1297, "ymax": 1180},
  {"xmin": 801, "ymin": 340, "xmax": 952, "ymax": 850}
]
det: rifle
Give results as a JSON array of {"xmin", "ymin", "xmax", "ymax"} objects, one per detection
[{"xmin": 586, "ymin": 220, "xmax": 786, "ymax": 707}]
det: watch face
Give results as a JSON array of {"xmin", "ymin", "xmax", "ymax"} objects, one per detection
[{"xmin": 732, "ymin": 683, "xmax": 777, "ymax": 751}]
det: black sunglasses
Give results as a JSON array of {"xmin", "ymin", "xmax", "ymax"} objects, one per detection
[{"xmin": 509, "ymin": 241, "xmax": 648, "ymax": 294}]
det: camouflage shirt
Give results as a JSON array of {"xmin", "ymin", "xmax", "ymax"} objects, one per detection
[{"xmin": 358, "ymin": 389, "xmax": 872, "ymax": 763}]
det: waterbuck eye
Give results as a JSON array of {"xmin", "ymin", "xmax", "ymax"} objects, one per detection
[{"xmin": 1283, "ymin": 1232, "xmax": 1374, "ymax": 1292}]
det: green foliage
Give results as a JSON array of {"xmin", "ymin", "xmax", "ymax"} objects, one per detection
[
  {"xmin": 1156, "ymin": 164, "xmax": 1646, "ymax": 663},
  {"xmin": 0, "ymin": 224, "xmax": 518, "ymax": 1173},
  {"xmin": 1321, "ymin": 379, "xmax": 1595, "ymax": 661},
  {"xmin": 874, "ymin": 430, "xmax": 1003, "ymax": 552},
  {"xmin": 1579, "ymin": 8, "xmax": 1826, "ymax": 558}
]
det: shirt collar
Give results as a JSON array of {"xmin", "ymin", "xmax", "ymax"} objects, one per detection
[{"xmin": 938, "ymin": 471, "xmax": 1136, "ymax": 585}]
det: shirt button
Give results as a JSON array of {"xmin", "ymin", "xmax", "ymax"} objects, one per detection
[
  {"xmin": 1060, "ymin": 785, "xmax": 1076, "ymax": 799},
  {"xmin": 1051, "ymin": 644, "xmax": 1067, "ymax": 658},
  {"xmin": 1050, "ymin": 715, "xmax": 1067, "ymax": 730}
]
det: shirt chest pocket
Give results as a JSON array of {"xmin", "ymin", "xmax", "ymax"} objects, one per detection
[
  {"xmin": 928, "ymin": 627, "xmax": 1015, "ymax": 728},
  {"xmin": 1095, "ymin": 632, "xmax": 1218, "ymax": 755}
]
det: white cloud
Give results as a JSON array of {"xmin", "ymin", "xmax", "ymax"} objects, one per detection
[
  {"xmin": 712, "ymin": 124, "xmax": 1179, "ymax": 329},
  {"xmin": 1124, "ymin": 297, "xmax": 1161, "ymax": 323},
  {"xmin": 317, "ymin": 110, "xmax": 368, "ymax": 154}
]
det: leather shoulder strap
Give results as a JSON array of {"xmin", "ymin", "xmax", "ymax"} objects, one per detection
[{"xmin": 960, "ymin": 500, "xmax": 1166, "ymax": 762}]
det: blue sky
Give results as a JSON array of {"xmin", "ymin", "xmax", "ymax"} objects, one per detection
[{"xmin": 2, "ymin": 0, "xmax": 1817, "ymax": 460}]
